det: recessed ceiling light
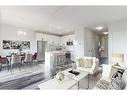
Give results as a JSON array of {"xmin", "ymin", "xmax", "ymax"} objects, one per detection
[
  {"xmin": 96, "ymin": 26, "xmax": 104, "ymax": 30},
  {"xmin": 103, "ymin": 32, "xmax": 108, "ymax": 35},
  {"xmin": 48, "ymin": 28, "xmax": 52, "ymax": 32},
  {"xmin": 57, "ymin": 26, "xmax": 61, "ymax": 29},
  {"xmin": 65, "ymin": 29, "xmax": 70, "ymax": 32},
  {"xmin": 49, "ymin": 24, "xmax": 53, "ymax": 27},
  {"xmin": 65, "ymin": 29, "xmax": 72, "ymax": 32}
]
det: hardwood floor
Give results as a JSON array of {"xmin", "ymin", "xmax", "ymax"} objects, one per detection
[
  {"xmin": 0, "ymin": 62, "xmax": 101, "ymax": 90},
  {"xmin": 0, "ymin": 61, "xmax": 73, "ymax": 89},
  {"xmin": 22, "ymin": 64, "xmax": 73, "ymax": 90}
]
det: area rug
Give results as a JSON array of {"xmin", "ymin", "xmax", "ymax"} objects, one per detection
[{"xmin": 0, "ymin": 72, "xmax": 45, "ymax": 89}]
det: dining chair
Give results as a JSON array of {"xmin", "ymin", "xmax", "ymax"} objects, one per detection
[
  {"xmin": 24, "ymin": 53, "xmax": 33, "ymax": 68},
  {"xmin": 0, "ymin": 56, "xmax": 9, "ymax": 71},
  {"xmin": 32, "ymin": 52, "xmax": 38, "ymax": 65},
  {"xmin": 10, "ymin": 54, "xmax": 22, "ymax": 71}
]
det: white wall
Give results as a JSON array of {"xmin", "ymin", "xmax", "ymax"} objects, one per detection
[
  {"xmin": 0, "ymin": 24, "xmax": 36, "ymax": 56},
  {"xmin": 109, "ymin": 20, "xmax": 127, "ymax": 64},
  {"xmin": 74, "ymin": 27, "xmax": 99, "ymax": 59},
  {"xmin": 100, "ymin": 35, "xmax": 108, "ymax": 57},
  {"xmin": 74, "ymin": 26, "xmax": 85, "ymax": 59},
  {"xmin": 84, "ymin": 28, "xmax": 99, "ymax": 57}
]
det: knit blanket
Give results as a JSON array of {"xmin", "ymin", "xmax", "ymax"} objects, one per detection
[{"xmin": 96, "ymin": 80, "xmax": 110, "ymax": 90}]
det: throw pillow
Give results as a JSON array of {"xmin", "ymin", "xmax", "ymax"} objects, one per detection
[
  {"xmin": 96, "ymin": 80, "xmax": 110, "ymax": 90},
  {"xmin": 112, "ymin": 69, "xmax": 124, "ymax": 79},
  {"xmin": 109, "ymin": 65, "xmax": 125, "ymax": 80},
  {"xmin": 83, "ymin": 59, "xmax": 93, "ymax": 68},
  {"xmin": 114, "ymin": 63, "xmax": 121, "ymax": 67},
  {"xmin": 110, "ymin": 77, "xmax": 126, "ymax": 90},
  {"xmin": 77, "ymin": 59, "xmax": 84, "ymax": 67}
]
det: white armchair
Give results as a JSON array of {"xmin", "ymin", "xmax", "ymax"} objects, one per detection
[
  {"xmin": 76, "ymin": 57, "xmax": 99, "ymax": 75},
  {"xmin": 75, "ymin": 56, "xmax": 99, "ymax": 89}
]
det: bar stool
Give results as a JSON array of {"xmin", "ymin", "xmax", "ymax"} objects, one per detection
[
  {"xmin": 0, "ymin": 57, "xmax": 9, "ymax": 71},
  {"xmin": 23, "ymin": 53, "xmax": 33, "ymax": 68},
  {"xmin": 55, "ymin": 53, "xmax": 65, "ymax": 70},
  {"xmin": 32, "ymin": 52, "xmax": 37, "ymax": 65}
]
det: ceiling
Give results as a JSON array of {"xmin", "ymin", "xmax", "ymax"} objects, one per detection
[{"xmin": 1, "ymin": 6, "xmax": 127, "ymax": 35}]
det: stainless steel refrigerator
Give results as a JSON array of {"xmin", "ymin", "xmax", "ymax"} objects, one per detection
[{"xmin": 37, "ymin": 40, "xmax": 47, "ymax": 61}]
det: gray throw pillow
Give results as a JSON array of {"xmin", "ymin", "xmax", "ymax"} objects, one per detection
[
  {"xmin": 110, "ymin": 77, "xmax": 126, "ymax": 90},
  {"xmin": 96, "ymin": 80, "xmax": 110, "ymax": 90},
  {"xmin": 111, "ymin": 69, "xmax": 125, "ymax": 80},
  {"xmin": 77, "ymin": 59, "xmax": 84, "ymax": 67}
]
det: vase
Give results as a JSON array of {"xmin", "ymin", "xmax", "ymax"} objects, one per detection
[{"xmin": 55, "ymin": 71, "xmax": 65, "ymax": 83}]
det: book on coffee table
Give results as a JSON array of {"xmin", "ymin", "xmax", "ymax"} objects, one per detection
[{"xmin": 68, "ymin": 70, "xmax": 80, "ymax": 76}]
